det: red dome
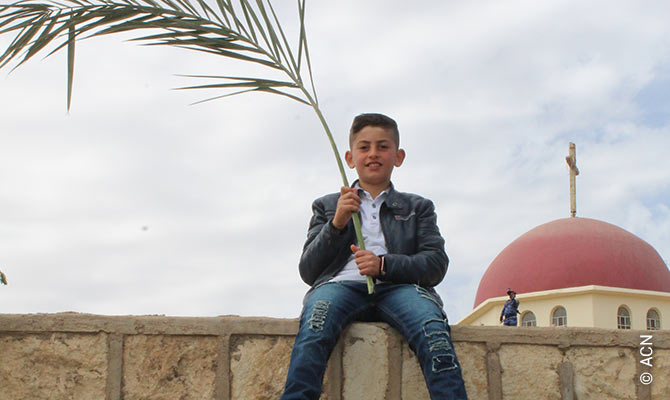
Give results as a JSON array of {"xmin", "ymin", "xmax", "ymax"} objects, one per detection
[{"xmin": 474, "ymin": 217, "xmax": 670, "ymax": 308}]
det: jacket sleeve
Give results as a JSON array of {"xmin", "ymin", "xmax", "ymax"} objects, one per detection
[
  {"xmin": 378, "ymin": 198, "xmax": 448, "ymax": 287},
  {"xmin": 298, "ymin": 196, "xmax": 353, "ymax": 286}
]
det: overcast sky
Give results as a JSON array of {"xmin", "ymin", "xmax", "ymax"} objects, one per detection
[{"xmin": 1, "ymin": 0, "xmax": 669, "ymax": 323}]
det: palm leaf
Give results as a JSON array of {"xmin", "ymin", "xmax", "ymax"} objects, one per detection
[{"xmin": 0, "ymin": 0, "xmax": 376, "ymax": 294}]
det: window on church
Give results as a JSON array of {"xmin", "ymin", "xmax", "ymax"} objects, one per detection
[
  {"xmin": 647, "ymin": 309, "xmax": 661, "ymax": 330},
  {"xmin": 521, "ymin": 311, "xmax": 536, "ymax": 327},
  {"xmin": 552, "ymin": 307, "xmax": 567, "ymax": 326},
  {"xmin": 617, "ymin": 306, "xmax": 631, "ymax": 329}
]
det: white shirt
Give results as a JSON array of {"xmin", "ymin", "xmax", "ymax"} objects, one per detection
[{"xmin": 330, "ymin": 185, "xmax": 389, "ymax": 282}]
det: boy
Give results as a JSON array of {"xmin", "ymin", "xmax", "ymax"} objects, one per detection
[{"xmin": 281, "ymin": 113, "xmax": 468, "ymax": 399}]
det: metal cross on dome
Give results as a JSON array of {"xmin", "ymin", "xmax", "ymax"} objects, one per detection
[{"xmin": 565, "ymin": 142, "xmax": 579, "ymax": 217}]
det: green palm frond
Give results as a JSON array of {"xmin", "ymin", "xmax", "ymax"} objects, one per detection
[
  {"xmin": 174, "ymin": 74, "xmax": 308, "ymax": 105},
  {"xmin": 0, "ymin": 0, "xmax": 375, "ymax": 294},
  {"xmin": 0, "ymin": 0, "xmax": 316, "ymax": 108}
]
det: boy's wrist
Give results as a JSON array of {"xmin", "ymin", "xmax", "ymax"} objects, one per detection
[{"xmin": 329, "ymin": 220, "xmax": 346, "ymax": 234}]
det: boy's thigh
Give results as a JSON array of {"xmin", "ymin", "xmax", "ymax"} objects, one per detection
[
  {"xmin": 374, "ymin": 284, "xmax": 447, "ymax": 330},
  {"xmin": 300, "ymin": 281, "xmax": 372, "ymax": 330}
]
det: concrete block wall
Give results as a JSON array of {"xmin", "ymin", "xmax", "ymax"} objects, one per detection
[{"xmin": 0, "ymin": 313, "xmax": 668, "ymax": 399}]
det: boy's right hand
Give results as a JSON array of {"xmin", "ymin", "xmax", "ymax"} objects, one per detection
[{"xmin": 332, "ymin": 186, "xmax": 360, "ymax": 230}]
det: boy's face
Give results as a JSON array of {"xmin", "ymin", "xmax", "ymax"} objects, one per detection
[{"xmin": 345, "ymin": 125, "xmax": 405, "ymax": 189}]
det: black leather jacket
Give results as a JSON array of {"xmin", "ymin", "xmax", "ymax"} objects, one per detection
[{"xmin": 299, "ymin": 182, "xmax": 449, "ymax": 295}]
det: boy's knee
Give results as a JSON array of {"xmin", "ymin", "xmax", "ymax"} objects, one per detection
[
  {"xmin": 307, "ymin": 300, "xmax": 330, "ymax": 332},
  {"xmin": 414, "ymin": 284, "xmax": 444, "ymax": 309}
]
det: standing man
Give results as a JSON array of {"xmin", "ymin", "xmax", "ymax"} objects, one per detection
[{"xmin": 500, "ymin": 289, "xmax": 520, "ymax": 326}]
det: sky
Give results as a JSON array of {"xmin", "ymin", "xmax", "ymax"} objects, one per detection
[{"xmin": 1, "ymin": 0, "xmax": 669, "ymax": 323}]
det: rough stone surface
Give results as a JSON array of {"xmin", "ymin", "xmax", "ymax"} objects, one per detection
[
  {"xmin": 651, "ymin": 349, "xmax": 670, "ymax": 399},
  {"xmin": 1, "ymin": 314, "xmax": 669, "ymax": 399},
  {"xmin": 566, "ymin": 347, "xmax": 636, "ymax": 399},
  {"xmin": 499, "ymin": 344, "xmax": 563, "ymax": 400},
  {"xmin": 455, "ymin": 342, "xmax": 488, "ymax": 400},
  {"xmin": 122, "ymin": 334, "xmax": 218, "ymax": 400},
  {"xmin": 230, "ymin": 335, "xmax": 293, "ymax": 400},
  {"xmin": 0, "ymin": 333, "xmax": 107, "ymax": 400},
  {"xmin": 341, "ymin": 323, "xmax": 390, "ymax": 400}
]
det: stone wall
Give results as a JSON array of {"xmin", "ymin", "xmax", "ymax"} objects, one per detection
[{"xmin": 0, "ymin": 313, "xmax": 668, "ymax": 399}]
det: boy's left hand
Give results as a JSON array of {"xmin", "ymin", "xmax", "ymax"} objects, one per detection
[{"xmin": 351, "ymin": 244, "xmax": 381, "ymax": 277}]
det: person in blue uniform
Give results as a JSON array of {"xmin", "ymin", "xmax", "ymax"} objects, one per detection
[{"xmin": 499, "ymin": 289, "xmax": 520, "ymax": 326}]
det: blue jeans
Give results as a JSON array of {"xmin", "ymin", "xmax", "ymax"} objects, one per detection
[{"xmin": 281, "ymin": 281, "xmax": 468, "ymax": 399}]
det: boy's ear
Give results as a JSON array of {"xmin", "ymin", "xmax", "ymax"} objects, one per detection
[
  {"xmin": 345, "ymin": 150, "xmax": 355, "ymax": 168},
  {"xmin": 394, "ymin": 148, "xmax": 406, "ymax": 167}
]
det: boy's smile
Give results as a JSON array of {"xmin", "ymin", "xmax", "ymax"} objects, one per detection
[{"xmin": 345, "ymin": 125, "xmax": 405, "ymax": 197}]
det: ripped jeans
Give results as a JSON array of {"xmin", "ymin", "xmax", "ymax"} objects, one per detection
[{"xmin": 281, "ymin": 281, "xmax": 468, "ymax": 399}]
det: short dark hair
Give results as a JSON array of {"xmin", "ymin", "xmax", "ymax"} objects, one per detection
[{"xmin": 349, "ymin": 113, "xmax": 400, "ymax": 148}]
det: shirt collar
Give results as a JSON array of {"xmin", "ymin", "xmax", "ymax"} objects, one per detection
[{"xmin": 353, "ymin": 182, "xmax": 390, "ymax": 201}]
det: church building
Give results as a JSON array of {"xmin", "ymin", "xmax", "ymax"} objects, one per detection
[{"xmin": 458, "ymin": 144, "xmax": 670, "ymax": 330}]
